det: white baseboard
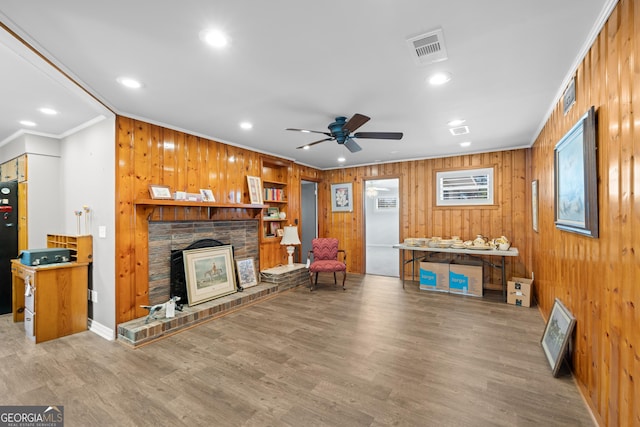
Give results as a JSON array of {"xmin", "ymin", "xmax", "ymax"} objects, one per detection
[{"xmin": 88, "ymin": 318, "xmax": 115, "ymax": 341}]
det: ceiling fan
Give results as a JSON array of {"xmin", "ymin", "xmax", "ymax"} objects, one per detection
[{"xmin": 286, "ymin": 113, "xmax": 403, "ymax": 153}]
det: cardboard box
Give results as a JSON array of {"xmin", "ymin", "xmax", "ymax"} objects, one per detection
[
  {"xmin": 449, "ymin": 262, "xmax": 483, "ymax": 297},
  {"xmin": 419, "ymin": 261, "xmax": 450, "ymax": 292},
  {"xmin": 507, "ymin": 277, "xmax": 534, "ymax": 307}
]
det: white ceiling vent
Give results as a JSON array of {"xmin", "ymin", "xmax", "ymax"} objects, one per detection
[
  {"xmin": 449, "ymin": 126, "xmax": 470, "ymax": 136},
  {"xmin": 406, "ymin": 28, "xmax": 448, "ymax": 65}
]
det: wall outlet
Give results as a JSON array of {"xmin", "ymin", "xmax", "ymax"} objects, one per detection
[{"xmin": 88, "ymin": 290, "xmax": 98, "ymax": 303}]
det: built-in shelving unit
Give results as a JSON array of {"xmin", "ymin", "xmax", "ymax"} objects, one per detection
[{"xmin": 261, "ymin": 158, "xmax": 290, "ymax": 241}]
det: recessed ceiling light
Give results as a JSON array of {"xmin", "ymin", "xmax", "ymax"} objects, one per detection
[
  {"xmin": 39, "ymin": 107, "xmax": 58, "ymax": 115},
  {"xmin": 117, "ymin": 77, "xmax": 142, "ymax": 89},
  {"xmin": 200, "ymin": 29, "xmax": 229, "ymax": 48},
  {"xmin": 301, "ymin": 130, "xmax": 311, "ymax": 133},
  {"xmin": 447, "ymin": 119, "xmax": 465, "ymax": 126},
  {"xmin": 460, "ymin": 141, "xmax": 472, "ymax": 147},
  {"xmin": 428, "ymin": 72, "xmax": 451, "ymax": 85},
  {"xmin": 19, "ymin": 120, "xmax": 36, "ymax": 127},
  {"xmin": 337, "ymin": 156, "xmax": 346, "ymax": 162},
  {"xmin": 240, "ymin": 122, "xmax": 253, "ymax": 130}
]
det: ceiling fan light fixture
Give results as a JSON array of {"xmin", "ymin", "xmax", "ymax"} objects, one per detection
[{"xmin": 428, "ymin": 72, "xmax": 451, "ymax": 85}]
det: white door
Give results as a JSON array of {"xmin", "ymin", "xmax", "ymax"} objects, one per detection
[{"xmin": 365, "ymin": 178, "xmax": 399, "ymax": 277}]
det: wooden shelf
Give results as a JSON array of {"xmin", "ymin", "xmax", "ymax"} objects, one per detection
[
  {"xmin": 263, "ymin": 179, "xmax": 287, "ymax": 187},
  {"xmin": 134, "ymin": 199, "xmax": 266, "ymax": 209},
  {"xmin": 47, "ymin": 234, "xmax": 93, "ymax": 263}
]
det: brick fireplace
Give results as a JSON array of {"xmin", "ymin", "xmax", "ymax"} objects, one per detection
[{"xmin": 147, "ymin": 219, "xmax": 259, "ymax": 305}]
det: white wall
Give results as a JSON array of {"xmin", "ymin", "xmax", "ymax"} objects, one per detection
[{"xmin": 59, "ymin": 116, "xmax": 116, "ymax": 338}]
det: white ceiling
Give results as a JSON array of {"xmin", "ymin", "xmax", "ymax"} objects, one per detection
[{"xmin": 0, "ymin": 1, "xmax": 614, "ymax": 169}]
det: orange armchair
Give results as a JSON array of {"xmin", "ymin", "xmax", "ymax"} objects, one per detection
[{"xmin": 307, "ymin": 238, "xmax": 347, "ymax": 291}]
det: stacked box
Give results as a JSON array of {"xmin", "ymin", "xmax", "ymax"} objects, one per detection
[
  {"xmin": 419, "ymin": 261, "xmax": 450, "ymax": 292},
  {"xmin": 449, "ymin": 262, "xmax": 483, "ymax": 297},
  {"xmin": 507, "ymin": 277, "xmax": 534, "ymax": 307}
]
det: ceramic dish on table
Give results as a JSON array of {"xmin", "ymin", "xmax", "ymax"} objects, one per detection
[{"xmin": 467, "ymin": 245, "xmax": 493, "ymax": 250}]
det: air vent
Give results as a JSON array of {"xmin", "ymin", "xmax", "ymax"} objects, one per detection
[
  {"xmin": 449, "ymin": 126, "xmax": 470, "ymax": 136},
  {"xmin": 406, "ymin": 28, "xmax": 448, "ymax": 65}
]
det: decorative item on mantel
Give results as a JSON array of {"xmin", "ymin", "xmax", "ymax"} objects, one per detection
[{"xmin": 280, "ymin": 225, "xmax": 301, "ymax": 267}]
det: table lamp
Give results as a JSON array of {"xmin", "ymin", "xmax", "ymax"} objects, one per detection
[{"xmin": 280, "ymin": 225, "xmax": 301, "ymax": 266}]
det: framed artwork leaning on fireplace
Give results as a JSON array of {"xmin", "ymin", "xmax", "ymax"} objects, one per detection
[{"xmin": 183, "ymin": 245, "xmax": 237, "ymax": 306}]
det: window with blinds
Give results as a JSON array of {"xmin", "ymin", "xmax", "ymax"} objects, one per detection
[
  {"xmin": 436, "ymin": 167, "xmax": 494, "ymax": 206},
  {"xmin": 376, "ymin": 196, "xmax": 398, "ymax": 210}
]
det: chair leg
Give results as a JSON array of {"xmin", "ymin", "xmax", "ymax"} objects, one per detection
[
  {"xmin": 333, "ymin": 272, "xmax": 337, "ymax": 285},
  {"xmin": 342, "ymin": 271, "xmax": 346, "ymax": 290},
  {"xmin": 308, "ymin": 271, "xmax": 314, "ymax": 291}
]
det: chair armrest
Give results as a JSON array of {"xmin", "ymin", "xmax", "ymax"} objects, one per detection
[{"xmin": 338, "ymin": 249, "xmax": 347, "ymax": 263}]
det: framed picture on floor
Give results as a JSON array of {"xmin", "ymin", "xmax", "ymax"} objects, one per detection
[
  {"xmin": 541, "ymin": 298, "xmax": 576, "ymax": 377},
  {"xmin": 183, "ymin": 245, "xmax": 237, "ymax": 306},
  {"xmin": 235, "ymin": 258, "xmax": 258, "ymax": 289}
]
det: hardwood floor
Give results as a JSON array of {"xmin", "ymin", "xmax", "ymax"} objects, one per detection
[{"xmin": 0, "ymin": 275, "xmax": 594, "ymax": 426}]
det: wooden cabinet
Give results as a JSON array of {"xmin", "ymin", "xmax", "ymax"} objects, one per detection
[
  {"xmin": 0, "ymin": 154, "xmax": 27, "ymax": 182},
  {"xmin": 12, "ymin": 260, "xmax": 89, "ymax": 343}
]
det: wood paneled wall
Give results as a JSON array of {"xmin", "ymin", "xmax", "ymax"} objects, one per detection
[
  {"xmin": 115, "ymin": 115, "xmax": 528, "ymax": 323},
  {"xmin": 321, "ymin": 151, "xmax": 529, "ymax": 285},
  {"xmin": 115, "ymin": 117, "xmax": 321, "ymax": 322},
  {"xmin": 531, "ymin": 1, "xmax": 639, "ymax": 425}
]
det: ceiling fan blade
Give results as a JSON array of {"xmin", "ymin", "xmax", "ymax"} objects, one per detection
[
  {"xmin": 343, "ymin": 113, "xmax": 370, "ymax": 133},
  {"xmin": 353, "ymin": 132, "xmax": 403, "ymax": 140},
  {"xmin": 286, "ymin": 128, "xmax": 332, "ymax": 137},
  {"xmin": 343, "ymin": 138, "xmax": 362, "ymax": 153},
  {"xmin": 296, "ymin": 137, "xmax": 334, "ymax": 149}
]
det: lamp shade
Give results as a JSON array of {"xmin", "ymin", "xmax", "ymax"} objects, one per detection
[{"xmin": 280, "ymin": 225, "xmax": 300, "ymax": 245}]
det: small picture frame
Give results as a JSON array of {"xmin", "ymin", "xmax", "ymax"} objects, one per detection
[
  {"xmin": 200, "ymin": 189, "xmax": 215, "ymax": 202},
  {"xmin": 267, "ymin": 207, "xmax": 280, "ymax": 218},
  {"xmin": 149, "ymin": 184, "xmax": 172, "ymax": 200},
  {"xmin": 235, "ymin": 258, "xmax": 258, "ymax": 289},
  {"xmin": 276, "ymin": 228, "xmax": 284, "ymax": 237},
  {"xmin": 247, "ymin": 176, "xmax": 263, "ymax": 204},
  {"xmin": 331, "ymin": 182, "xmax": 353, "ymax": 212},
  {"xmin": 541, "ymin": 298, "xmax": 576, "ymax": 377}
]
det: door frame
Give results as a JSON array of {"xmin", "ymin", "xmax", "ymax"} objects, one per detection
[{"xmin": 362, "ymin": 175, "xmax": 402, "ymax": 276}]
